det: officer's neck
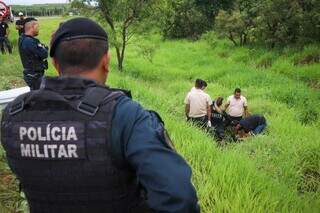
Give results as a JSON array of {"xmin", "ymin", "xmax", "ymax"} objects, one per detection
[
  {"xmin": 63, "ymin": 72, "xmax": 106, "ymax": 86},
  {"xmin": 24, "ymin": 31, "xmax": 35, "ymax": 37}
]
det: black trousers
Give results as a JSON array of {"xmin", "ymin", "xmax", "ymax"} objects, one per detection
[
  {"xmin": 23, "ymin": 71, "xmax": 44, "ymax": 90},
  {"xmin": 0, "ymin": 37, "xmax": 12, "ymax": 54},
  {"xmin": 189, "ymin": 116, "xmax": 208, "ymax": 129}
]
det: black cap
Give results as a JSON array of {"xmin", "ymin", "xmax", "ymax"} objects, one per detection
[
  {"xmin": 50, "ymin": 17, "xmax": 108, "ymax": 57},
  {"xmin": 24, "ymin": 17, "xmax": 37, "ymax": 24}
]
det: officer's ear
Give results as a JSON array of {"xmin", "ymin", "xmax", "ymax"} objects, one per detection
[
  {"xmin": 101, "ymin": 52, "xmax": 110, "ymax": 74},
  {"xmin": 52, "ymin": 58, "xmax": 62, "ymax": 75}
]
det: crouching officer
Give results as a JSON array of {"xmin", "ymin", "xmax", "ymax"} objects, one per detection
[
  {"xmin": 1, "ymin": 18, "xmax": 200, "ymax": 213},
  {"xmin": 18, "ymin": 17, "xmax": 48, "ymax": 90}
]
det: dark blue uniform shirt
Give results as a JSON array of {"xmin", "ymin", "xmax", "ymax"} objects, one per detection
[
  {"xmin": 112, "ymin": 96, "xmax": 200, "ymax": 212},
  {"xmin": 19, "ymin": 34, "xmax": 48, "ymax": 70},
  {"xmin": 240, "ymin": 115, "xmax": 266, "ymax": 133},
  {"xmin": 20, "ymin": 35, "xmax": 48, "ymax": 60}
]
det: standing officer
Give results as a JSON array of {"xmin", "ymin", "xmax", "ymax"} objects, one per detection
[
  {"xmin": 15, "ymin": 12, "xmax": 25, "ymax": 36},
  {"xmin": 224, "ymin": 88, "xmax": 249, "ymax": 124},
  {"xmin": 1, "ymin": 18, "xmax": 200, "ymax": 213},
  {"xmin": 185, "ymin": 79, "xmax": 212, "ymax": 128},
  {"xmin": 0, "ymin": 14, "xmax": 12, "ymax": 54},
  {"xmin": 18, "ymin": 17, "xmax": 48, "ymax": 90}
]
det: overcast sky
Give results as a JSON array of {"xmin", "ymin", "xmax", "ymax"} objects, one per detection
[{"xmin": 6, "ymin": 0, "xmax": 68, "ymax": 5}]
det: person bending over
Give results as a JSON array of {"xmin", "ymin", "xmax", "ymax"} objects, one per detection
[{"xmin": 235, "ymin": 114, "xmax": 267, "ymax": 138}]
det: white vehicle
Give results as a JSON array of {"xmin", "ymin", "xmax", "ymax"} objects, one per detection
[{"xmin": 0, "ymin": 87, "xmax": 30, "ymax": 108}]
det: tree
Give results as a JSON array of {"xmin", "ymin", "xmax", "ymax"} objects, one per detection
[
  {"xmin": 214, "ymin": 0, "xmax": 320, "ymax": 47},
  {"xmin": 72, "ymin": 0, "xmax": 156, "ymax": 71},
  {"xmin": 254, "ymin": 0, "xmax": 303, "ymax": 47},
  {"xmin": 161, "ymin": 0, "xmax": 209, "ymax": 39},
  {"xmin": 195, "ymin": 0, "xmax": 235, "ymax": 25},
  {"xmin": 215, "ymin": 10, "xmax": 251, "ymax": 46}
]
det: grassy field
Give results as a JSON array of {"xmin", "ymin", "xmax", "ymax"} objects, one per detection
[{"xmin": 0, "ymin": 17, "xmax": 320, "ymax": 213}]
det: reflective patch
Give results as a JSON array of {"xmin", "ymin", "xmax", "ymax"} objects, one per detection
[{"xmin": 13, "ymin": 122, "xmax": 86, "ymax": 160}]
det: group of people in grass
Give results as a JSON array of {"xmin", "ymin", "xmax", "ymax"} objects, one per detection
[{"xmin": 184, "ymin": 79, "xmax": 267, "ymax": 141}]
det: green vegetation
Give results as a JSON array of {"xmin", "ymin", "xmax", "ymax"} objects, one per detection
[
  {"xmin": 12, "ymin": 4, "xmax": 70, "ymax": 17},
  {"xmin": 146, "ymin": 0, "xmax": 320, "ymax": 47},
  {"xmin": 1, "ymin": 17, "xmax": 320, "ymax": 213}
]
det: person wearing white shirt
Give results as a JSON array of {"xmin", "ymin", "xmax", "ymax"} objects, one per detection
[
  {"xmin": 184, "ymin": 79, "xmax": 212, "ymax": 128},
  {"xmin": 225, "ymin": 88, "xmax": 248, "ymax": 122}
]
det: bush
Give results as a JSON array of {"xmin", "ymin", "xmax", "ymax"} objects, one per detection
[
  {"xmin": 293, "ymin": 45, "xmax": 320, "ymax": 66},
  {"xmin": 201, "ymin": 32, "xmax": 218, "ymax": 49},
  {"xmin": 162, "ymin": 0, "xmax": 210, "ymax": 39},
  {"xmin": 256, "ymin": 52, "xmax": 278, "ymax": 69}
]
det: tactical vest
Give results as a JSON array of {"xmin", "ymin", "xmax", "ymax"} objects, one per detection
[
  {"xmin": 1, "ymin": 86, "xmax": 149, "ymax": 213},
  {"xmin": 18, "ymin": 35, "xmax": 48, "ymax": 72}
]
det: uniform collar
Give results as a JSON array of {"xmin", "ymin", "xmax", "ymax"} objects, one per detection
[{"xmin": 40, "ymin": 76, "xmax": 102, "ymax": 92}]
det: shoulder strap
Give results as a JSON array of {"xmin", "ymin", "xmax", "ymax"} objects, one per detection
[
  {"xmin": 9, "ymin": 87, "xmax": 126, "ymax": 117},
  {"xmin": 77, "ymin": 87, "xmax": 125, "ymax": 117},
  {"xmin": 8, "ymin": 93, "xmax": 29, "ymax": 116}
]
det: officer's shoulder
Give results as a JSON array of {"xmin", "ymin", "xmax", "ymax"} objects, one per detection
[
  {"xmin": 21, "ymin": 36, "xmax": 37, "ymax": 44},
  {"xmin": 115, "ymin": 95, "xmax": 164, "ymax": 124},
  {"xmin": 2, "ymin": 92, "xmax": 31, "ymax": 118}
]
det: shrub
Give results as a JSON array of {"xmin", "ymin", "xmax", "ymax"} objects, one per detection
[{"xmin": 162, "ymin": 0, "xmax": 210, "ymax": 39}]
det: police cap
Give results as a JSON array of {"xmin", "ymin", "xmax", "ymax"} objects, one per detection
[{"xmin": 50, "ymin": 17, "xmax": 108, "ymax": 57}]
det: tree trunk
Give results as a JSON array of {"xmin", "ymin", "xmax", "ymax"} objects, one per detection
[
  {"xmin": 229, "ymin": 32, "xmax": 238, "ymax": 46},
  {"xmin": 115, "ymin": 46, "xmax": 123, "ymax": 71},
  {"xmin": 115, "ymin": 26, "xmax": 128, "ymax": 71}
]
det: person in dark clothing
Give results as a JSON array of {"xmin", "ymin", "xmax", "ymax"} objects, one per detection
[
  {"xmin": 211, "ymin": 97, "xmax": 226, "ymax": 141},
  {"xmin": 15, "ymin": 12, "xmax": 25, "ymax": 36},
  {"xmin": 235, "ymin": 115, "xmax": 267, "ymax": 136},
  {"xmin": 0, "ymin": 14, "xmax": 12, "ymax": 54},
  {"xmin": 18, "ymin": 17, "xmax": 48, "ymax": 90},
  {"xmin": 1, "ymin": 18, "xmax": 200, "ymax": 213}
]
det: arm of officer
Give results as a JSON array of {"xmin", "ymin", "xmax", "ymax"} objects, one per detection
[
  {"xmin": 112, "ymin": 97, "xmax": 200, "ymax": 213},
  {"xmin": 25, "ymin": 38, "xmax": 48, "ymax": 60},
  {"xmin": 5, "ymin": 23, "xmax": 9, "ymax": 37},
  {"xmin": 184, "ymin": 93, "xmax": 190, "ymax": 118}
]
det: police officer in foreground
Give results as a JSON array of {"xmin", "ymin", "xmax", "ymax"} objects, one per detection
[
  {"xmin": 1, "ymin": 18, "xmax": 200, "ymax": 213},
  {"xmin": 18, "ymin": 17, "xmax": 48, "ymax": 90}
]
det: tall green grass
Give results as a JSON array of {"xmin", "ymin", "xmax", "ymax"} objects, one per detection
[{"xmin": 0, "ymin": 18, "xmax": 319, "ymax": 212}]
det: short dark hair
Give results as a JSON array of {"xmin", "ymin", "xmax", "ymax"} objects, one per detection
[
  {"xmin": 215, "ymin": 97, "xmax": 224, "ymax": 107},
  {"xmin": 195, "ymin": 79, "xmax": 208, "ymax": 89},
  {"xmin": 54, "ymin": 38, "xmax": 108, "ymax": 75},
  {"xmin": 234, "ymin": 88, "xmax": 241, "ymax": 93}
]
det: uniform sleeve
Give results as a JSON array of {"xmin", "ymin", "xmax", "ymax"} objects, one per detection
[
  {"xmin": 226, "ymin": 96, "xmax": 231, "ymax": 104},
  {"xmin": 112, "ymin": 97, "xmax": 200, "ymax": 213},
  {"xmin": 207, "ymin": 94, "xmax": 213, "ymax": 106},
  {"xmin": 243, "ymin": 97, "xmax": 248, "ymax": 107},
  {"xmin": 24, "ymin": 38, "xmax": 48, "ymax": 60},
  {"xmin": 184, "ymin": 93, "xmax": 190, "ymax": 105}
]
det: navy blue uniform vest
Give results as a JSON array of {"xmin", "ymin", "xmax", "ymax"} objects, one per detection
[
  {"xmin": 1, "ymin": 85, "xmax": 149, "ymax": 213},
  {"xmin": 18, "ymin": 35, "xmax": 48, "ymax": 72}
]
